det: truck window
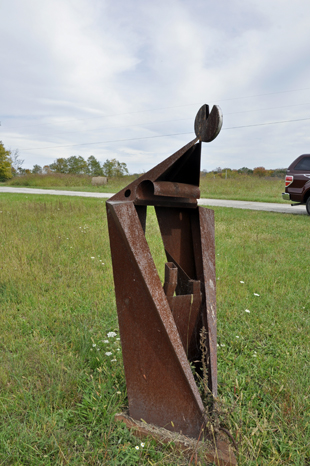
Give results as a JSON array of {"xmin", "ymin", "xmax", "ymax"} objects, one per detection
[{"xmin": 294, "ymin": 157, "xmax": 310, "ymax": 171}]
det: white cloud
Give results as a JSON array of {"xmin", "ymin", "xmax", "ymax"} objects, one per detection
[{"xmin": 1, "ymin": 0, "xmax": 310, "ymax": 172}]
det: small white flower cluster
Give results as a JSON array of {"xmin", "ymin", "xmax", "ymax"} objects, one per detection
[
  {"xmin": 96, "ymin": 331, "xmax": 121, "ymax": 361},
  {"xmin": 90, "ymin": 255, "xmax": 105, "ymax": 265},
  {"xmin": 79, "ymin": 225, "xmax": 89, "ymax": 234},
  {"xmin": 135, "ymin": 443, "xmax": 145, "ymax": 450}
]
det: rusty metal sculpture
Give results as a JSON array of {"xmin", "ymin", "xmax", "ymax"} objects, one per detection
[{"xmin": 107, "ymin": 105, "xmax": 237, "ymax": 465}]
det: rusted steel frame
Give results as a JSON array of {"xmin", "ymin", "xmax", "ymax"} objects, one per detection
[
  {"xmin": 198, "ymin": 207, "xmax": 217, "ymax": 396},
  {"xmin": 108, "ymin": 138, "xmax": 200, "ymax": 203},
  {"xmin": 135, "ymin": 181, "xmax": 200, "ymax": 200},
  {"xmin": 106, "ymin": 102, "xmax": 237, "ymax": 463},
  {"xmin": 107, "ymin": 200, "xmax": 208, "ymax": 439},
  {"xmin": 163, "ymin": 262, "xmax": 178, "ymax": 297},
  {"xmin": 152, "ymin": 181, "xmax": 200, "ymax": 199},
  {"xmin": 155, "ymin": 206, "xmax": 218, "ymax": 394}
]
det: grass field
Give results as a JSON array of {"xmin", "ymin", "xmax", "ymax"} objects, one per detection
[
  {"xmin": 199, "ymin": 176, "xmax": 286, "ymax": 203},
  {"xmin": 2, "ymin": 173, "xmax": 287, "ymax": 203},
  {"xmin": 2, "ymin": 174, "xmax": 138, "ymax": 194},
  {"xmin": 0, "ymin": 194, "xmax": 309, "ymax": 465}
]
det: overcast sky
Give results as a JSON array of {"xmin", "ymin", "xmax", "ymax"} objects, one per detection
[{"xmin": 1, "ymin": 0, "xmax": 310, "ymax": 173}]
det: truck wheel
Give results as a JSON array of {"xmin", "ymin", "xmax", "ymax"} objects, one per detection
[{"xmin": 306, "ymin": 197, "xmax": 310, "ymax": 215}]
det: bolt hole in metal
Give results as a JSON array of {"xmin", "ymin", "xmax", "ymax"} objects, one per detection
[{"xmin": 124, "ymin": 189, "xmax": 131, "ymax": 197}]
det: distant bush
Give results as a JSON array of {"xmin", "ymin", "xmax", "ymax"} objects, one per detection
[{"xmin": 253, "ymin": 166, "xmax": 267, "ymax": 177}]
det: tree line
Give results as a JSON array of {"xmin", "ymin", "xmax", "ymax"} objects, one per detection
[
  {"xmin": 1, "ymin": 140, "xmax": 287, "ymax": 182},
  {"xmin": 0, "ymin": 141, "xmax": 129, "ymax": 181},
  {"xmin": 202, "ymin": 166, "xmax": 287, "ymax": 178}
]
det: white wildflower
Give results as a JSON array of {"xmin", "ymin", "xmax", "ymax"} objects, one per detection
[
  {"xmin": 240, "ymin": 281, "xmax": 244, "ymax": 284},
  {"xmin": 140, "ymin": 442, "xmax": 145, "ymax": 447},
  {"xmin": 105, "ymin": 352, "xmax": 112, "ymax": 356},
  {"xmin": 92, "ymin": 343, "xmax": 96, "ymax": 347},
  {"xmin": 245, "ymin": 309, "xmax": 250, "ymax": 313},
  {"xmin": 107, "ymin": 331, "xmax": 117, "ymax": 338},
  {"xmin": 254, "ymin": 293, "xmax": 260, "ymax": 296},
  {"xmin": 236, "ymin": 336, "xmax": 239, "ymax": 338},
  {"xmin": 135, "ymin": 446, "xmax": 139, "ymax": 450}
]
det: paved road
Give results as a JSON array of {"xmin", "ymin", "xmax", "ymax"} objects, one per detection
[{"xmin": 0, "ymin": 186, "xmax": 307, "ymax": 215}]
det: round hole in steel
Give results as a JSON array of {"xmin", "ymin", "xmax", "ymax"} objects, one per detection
[{"xmin": 124, "ymin": 189, "xmax": 131, "ymax": 197}]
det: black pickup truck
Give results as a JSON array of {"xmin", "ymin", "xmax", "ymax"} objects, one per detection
[{"xmin": 282, "ymin": 154, "xmax": 310, "ymax": 215}]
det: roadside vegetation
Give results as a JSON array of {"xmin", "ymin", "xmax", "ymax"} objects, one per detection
[
  {"xmin": 2, "ymin": 172, "xmax": 286, "ymax": 203},
  {"xmin": 0, "ymin": 141, "xmax": 288, "ymax": 202},
  {"xmin": 3, "ymin": 173, "xmax": 138, "ymax": 193},
  {"xmin": 199, "ymin": 175, "xmax": 285, "ymax": 203},
  {"xmin": 0, "ymin": 194, "xmax": 309, "ymax": 465}
]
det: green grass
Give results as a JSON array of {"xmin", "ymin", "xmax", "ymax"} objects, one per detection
[
  {"xmin": 199, "ymin": 176, "xmax": 286, "ymax": 203},
  {"xmin": 2, "ymin": 173, "xmax": 287, "ymax": 203},
  {"xmin": 0, "ymin": 195, "xmax": 309, "ymax": 465},
  {"xmin": 2, "ymin": 173, "xmax": 138, "ymax": 194}
]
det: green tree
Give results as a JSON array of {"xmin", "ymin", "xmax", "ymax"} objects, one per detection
[
  {"xmin": 102, "ymin": 158, "xmax": 129, "ymax": 177},
  {"xmin": 87, "ymin": 155, "xmax": 103, "ymax": 176},
  {"xmin": 32, "ymin": 164, "xmax": 42, "ymax": 174},
  {"xmin": 10, "ymin": 148, "xmax": 24, "ymax": 175},
  {"xmin": 238, "ymin": 167, "xmax": 253, "ymax": 175},
  {"xmin": 0, "ymin": 141, "xmax": 13, "ymax": 181},
  {"xmin": 50, "ymin": 158, "xmax": 69, "ymax": 173},
  {"xmin": 67, "ymin": 156, "xmax": 87, "ymax": 174}
]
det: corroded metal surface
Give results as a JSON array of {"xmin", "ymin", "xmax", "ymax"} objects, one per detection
[
  {"xmin": 194, "ymin": 104, "xmax": 223, "ymax": 142},
  {"xmin": 107, "ymin": 105, "xmax": 223, "ymax": 440}
]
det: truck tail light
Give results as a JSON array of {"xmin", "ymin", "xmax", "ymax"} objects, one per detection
[{"xmin": 285, "ymin": 175, "xmax": 293, "ymax": 187}]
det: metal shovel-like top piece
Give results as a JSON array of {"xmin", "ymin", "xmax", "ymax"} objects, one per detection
[{"xmin": 194, "ymin": 104, "xmax": 223, "ymax": 142}]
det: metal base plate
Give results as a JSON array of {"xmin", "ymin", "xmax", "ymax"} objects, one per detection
[{"xmin": 115, "ymin": 412, "xmax": 237, "ymax": 466}]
